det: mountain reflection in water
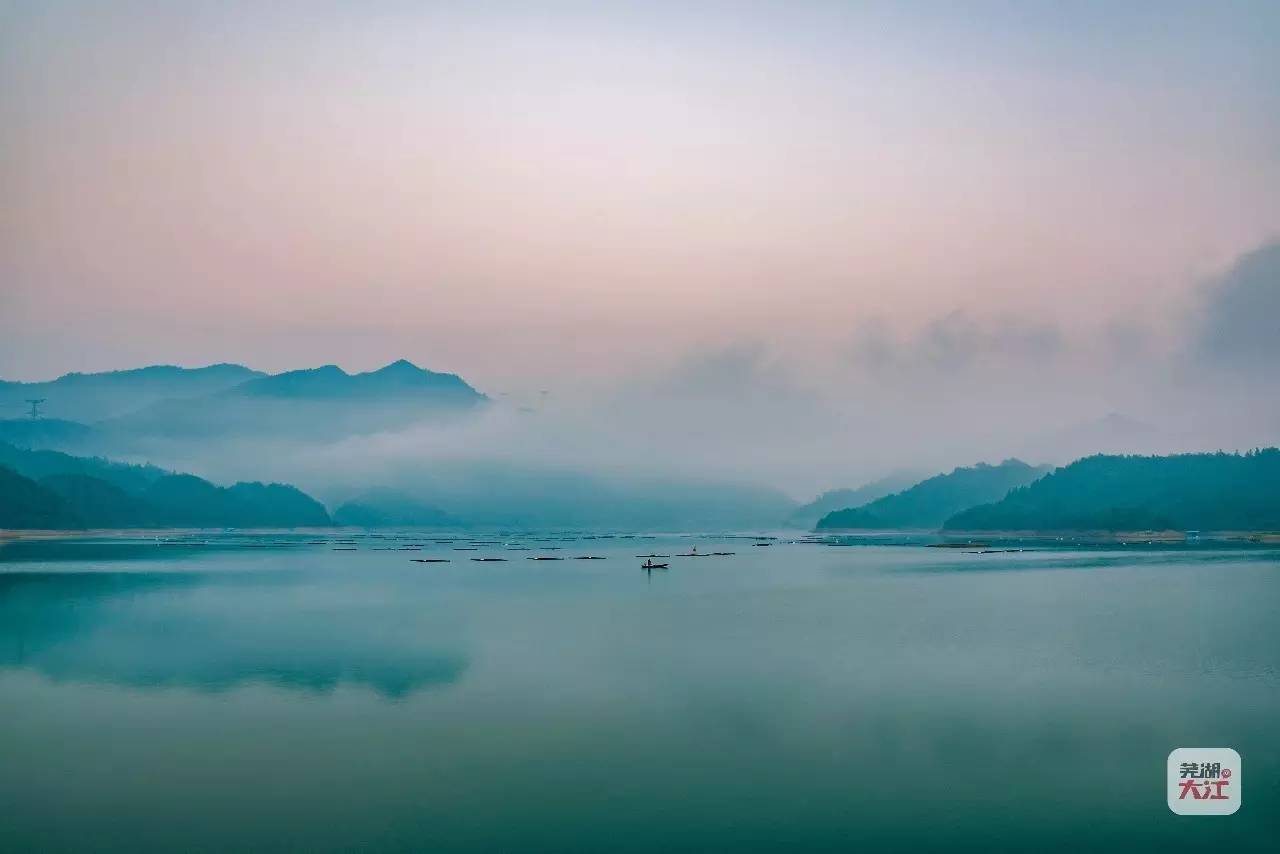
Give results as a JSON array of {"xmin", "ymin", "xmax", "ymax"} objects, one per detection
[{"xmin": 0, "ymin": 570, "xmax": 466, "ymax": 699}]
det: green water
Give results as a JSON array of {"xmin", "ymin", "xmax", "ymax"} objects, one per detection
[{"xmin": 1, "ymin": 534, "xmax": 1277, "ymax": 851}]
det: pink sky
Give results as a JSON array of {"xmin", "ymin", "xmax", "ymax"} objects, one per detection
[{"xmin": 2, "ymin": 1, "xmax": 1278, "ymax": 396}]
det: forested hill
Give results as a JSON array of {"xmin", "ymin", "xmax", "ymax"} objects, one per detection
[
  {"xmin": 0, "ymin": 442, "xmax": 330, "ymax": 530},
  {"xmin": 815, "ymin": 459, "xmax": 1051, "ymax": 530},
  {"xmin": 944, "ymin": 449, "xmax": 1280, "ymax": 532}
]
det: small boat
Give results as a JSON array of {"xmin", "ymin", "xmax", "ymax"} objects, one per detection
[
  {"xmin": 636, "ymin": 554, "xmax": 671, "ymax": 558},
  {"xmin": 528, "ymin": 556, "xmax": 564, "ymax": 561},
  {"xmin": 574, "ymin": 556, "xmax": 606, "ymax": 560},
  {"xmin": 411, "ymin": 558, "xmax": 450, "ymax": 563},
  {"xmin": 711, "ymin": 552, "xmax": 736, "ymax": 556},
  {"xmin": 677, "ymin": 553, "xmax": 711, "ymax": 557},
  {"xmin": 471, "ymin": 557, "xmax": 508, "ymax": 562},
  {"xmin": 641, "ymin": 560, "xmax": 669, "ymax": 569},
  {"xmin": 752, "ymin": 543, "xmax": 772, "ymax": 547}
]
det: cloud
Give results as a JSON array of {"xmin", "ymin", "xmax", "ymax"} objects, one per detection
[
  {"xmin": 645, "ymin": 342, "xmax": 813, "ymax": 404},
  {"xmin": 851, "ymin": 310, "xmax": 1063, "ymax": 376},
  {"xmin": 1196, "ymin": 239, "xmax": 1280, "ymax": 376}
]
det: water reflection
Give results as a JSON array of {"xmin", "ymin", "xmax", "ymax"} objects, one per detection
[
  {"xmin": 0, "ymin": 536, "xmax": 319, "ymax": 563},
  {"xmin": 0, "ymin": 571, "xmax": 466, "ymax": 698},
  {"xmin": 1, "ymin": 537, "xmax": 1278, "ymax": 851},
  {"xmin": 898, "ymin": 547, "xmax": 1280, "ymax": 575}
]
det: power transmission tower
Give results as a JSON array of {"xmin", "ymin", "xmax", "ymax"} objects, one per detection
[{"xmin": 25, "ymin": 398, "xmax": 45, "ymax": 419}]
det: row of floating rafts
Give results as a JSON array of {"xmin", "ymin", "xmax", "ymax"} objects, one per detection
[
  {"xmin": 407, "ymin": 554, "xmax": 608, "ymax": 563},
  {"xmin": 143, "ymin": 536, "xmax": 765, "ymax": 565},
  {"xmin": 307, "ymin": 535, "xmax": 769, "ymax": 563},
  {"xmin": 404, "ymin": 547, "xmax": 751, "ymax": 566},
  {"xmin": 151, "ymin": 533, "xmax": 772, "ymax": 555}
]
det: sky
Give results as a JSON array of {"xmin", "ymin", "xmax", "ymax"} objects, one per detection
[{"xmin": 2, "ymin": 1, "xmax": 1279, "ymax": 492}]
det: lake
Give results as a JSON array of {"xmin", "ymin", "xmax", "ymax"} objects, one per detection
[{"xmin": 1, "ymin": 533, "xmax": 1276, "ymax": 851}]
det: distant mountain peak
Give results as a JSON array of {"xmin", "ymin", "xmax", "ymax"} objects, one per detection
[
  {"xmin": 372, "ymin": 359, "xmax": 421, "ymax": 374},
  {"xmin": 293, "ymin": 364, "xmax": 347, "ymax": 377}
]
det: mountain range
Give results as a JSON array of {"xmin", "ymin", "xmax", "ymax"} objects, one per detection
[
  {"xmin": 4, "ymin": 363, "xmax": 1278, "ymax": 534},
  {"xmin": 0, "ymin": 360, "xmax": 486, "ymax": 447},
  {"xmin": 5, "ymin": 434, "xmax": 1279, "ymax": 533}
]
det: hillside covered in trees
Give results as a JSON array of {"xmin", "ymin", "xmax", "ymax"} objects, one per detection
[
  {"xmin": 815, "ymin": 459, "xmax": 1050, "ymax": 530},
  {"xmin": 0, "ymin": 442, "xmax": 330, "ymax": 530},
  {"xmin": 944, "ymin": 450, "xmax": 1280, "ymax": 532}
]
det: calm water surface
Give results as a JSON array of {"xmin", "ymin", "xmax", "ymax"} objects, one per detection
[{"xmin": 1, "ymin": 533, "xmax": 1277, "ymax": 852}]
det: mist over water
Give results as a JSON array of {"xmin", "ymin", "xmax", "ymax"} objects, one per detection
[
  {"xmin": 119, "ymin": 287, "xmax": 1279, "ymax": 506},
  {"xmin": 13, "ymin": 241, "xmax": 1259, "ymax": 510}
]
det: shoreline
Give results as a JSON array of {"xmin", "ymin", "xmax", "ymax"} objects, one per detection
[
  {"xmin": 0, "ymin": 526, "xmax": 351, "ymax": 542},
  {"xmin": 941, "ymin": 529, "xmax": 1280, "ymax": 544},
  {"xmin": 814, "ymin": 528, "xmax": 1280, "ymax": 545}
]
